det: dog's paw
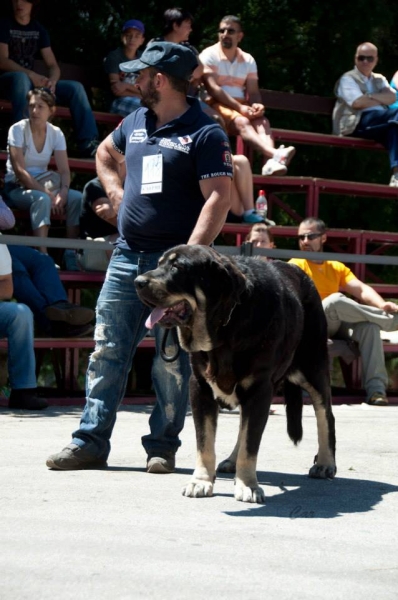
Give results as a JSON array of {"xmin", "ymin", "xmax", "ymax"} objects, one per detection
[
  {"xmin": 217, "ymin": 458, "xmax": 236, "ymax": 474},
  {"xmin": 234, "ymin": 483, "xmax": 266, "ymax": 504},
  {"xmin": 182, "ymin": 479, "xmax": 214, "ymax": 498},
  {"xmin": 308, "ymin": 463, "xmax": 337, "ymax": 479}
]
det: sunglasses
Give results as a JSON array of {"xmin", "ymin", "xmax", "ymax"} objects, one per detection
[
  {"xmin": 218, "ymin": 27, "xmax": 238, "ymax": 34},
  {"xmin": 356, "ymin": 55, "xmax": 376, "ymax": 63},
  {"xmin": 298, "ymin": 233, "xmax": 322, "ymax": 241}
]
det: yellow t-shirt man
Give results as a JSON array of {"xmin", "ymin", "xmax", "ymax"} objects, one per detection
[{"xmin": 289, "ymin": 258, "xmax": 356, "ymax": 300}]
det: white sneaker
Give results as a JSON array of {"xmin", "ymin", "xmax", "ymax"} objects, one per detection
[
  {"xmin": 389, "ymin": 173, "xmax": 398, "ymax": 187},
  {"xmin": 261, "ymin": 158, "xmax": 287, "ymax": 176},
  {"xmin": 274, "ymin": 145, "xmax": 296, "ymax": 166}
]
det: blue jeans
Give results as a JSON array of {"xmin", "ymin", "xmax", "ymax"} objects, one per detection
[
  {"xmin": 9, "ymin": 246, "xmax": 67, "ymax": 333},
  {"xmin": 110, "ymin": 96, "xmax": 141, "ymax": 117},
  {"xmin": 0, "ymin": 302, "xmax": 36, "ymax": 389},
  {"xmin": 71, "ymin": 247, "xmax": 191, "ymax": 460},
  {"xmin": 353, "ymin": 108, "xmax": 398, "ymax": 168},
  {"xmin": 0, "ymin": 72, "xmax": 99, "ymax": 148}
]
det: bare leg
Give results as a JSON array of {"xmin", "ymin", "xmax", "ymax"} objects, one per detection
[
  {"xmin": 231, "ymin": 115, "xmax": 276, "ymax": 158},
  {"xmin": 230, "ymin": 155, "xmax": 255, "ymax": 215}
]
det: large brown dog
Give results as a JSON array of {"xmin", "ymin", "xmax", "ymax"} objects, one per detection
[{"xmin": 135, "ymin": 245, "xmax": 336, "ymax": 503}]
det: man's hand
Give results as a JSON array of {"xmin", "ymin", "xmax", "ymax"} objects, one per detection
[
  {"xmin": 28, "ymin": 71, "xmax": 49, "ymax": 88},
  {"xmin": 93, "ymin": 201, "xmax": 118, "ymax": 223},
  {"xmin": 381, "ymin": 301, "xmax": 398, "ymax": 313},
  {"xmin": 239, "ymin": 104, "xmax": 255, "ymax": 118},
  {"xmin": 250, "ymin": 103, "xmax": 265, "ymax": 118},
  {"xmin": 51, "ymin": 192, "xmax": 67, "ymax": 216}
]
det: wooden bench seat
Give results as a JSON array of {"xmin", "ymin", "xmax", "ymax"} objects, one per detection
[
  {"xmin": 0, "ymin": 150, "xmax": 96, "ymax": 174},
  {"xmin": 0, "ymin": 98, "xmax": 121, "ymax": 128},
  {"xmin": 311, "ymin": 178, "xmax": 398, "ymax": 217}
]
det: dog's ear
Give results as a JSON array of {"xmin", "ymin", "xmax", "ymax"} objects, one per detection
[{"xmin": 217, "ymin": 254, "xmax": 247, "ymax": 305}]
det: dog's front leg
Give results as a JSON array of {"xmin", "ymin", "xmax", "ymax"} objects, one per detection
[{"xmin": 182, "ymin": 376, "xmax": 218, "ymax": 499}]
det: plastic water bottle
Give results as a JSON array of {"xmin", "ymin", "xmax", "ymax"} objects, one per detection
[{"xmin": 255, "ymin": 189, "xmax": 267, "ymax": 218}]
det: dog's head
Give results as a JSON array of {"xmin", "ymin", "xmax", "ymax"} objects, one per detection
[{"xmin": 134, "ymin": 245, "xmax": 246, "ymax": 352}]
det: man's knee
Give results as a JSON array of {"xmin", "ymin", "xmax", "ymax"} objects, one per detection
[
  {"xmin": 322, "ymin": 292, "xmax": 345, "ymax": 312},
  {"xmin": 233, "ymin": 115, "xmax": 251, "ymax": 131},
  {"xmin": 8, "ymin": 303, "xmax": 33, "ymax": 327},
  {"xmin": 7, "ymin": 71, "xmax": 30, "ymax": 86}
]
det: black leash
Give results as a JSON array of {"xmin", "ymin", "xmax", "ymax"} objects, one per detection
[{"xmin": 160, "ymin": 327, "xmax": 180, "ymax": 362}]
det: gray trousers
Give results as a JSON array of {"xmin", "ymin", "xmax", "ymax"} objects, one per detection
[{"xmin": 323, "ymin": 293, "xmax": 398, "ymax": 399}]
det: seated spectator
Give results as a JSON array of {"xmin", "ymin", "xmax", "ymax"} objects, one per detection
[
  {"xmin": 151, "ymin": 9, "xmax": 199, "ymax": 90},
  {"xmin": 289, "ymin": 217, "xmax": 398, "ymax": 406},
  {"xmin": 78, "ymin": 176, "xmax": 119, "ymax": 271},
  {"xmin": 104, "ymin": 19, "xmax": 145, "ymax": 117},
  {"xmin": 80, "ymin": 176, "xmax": 119, "ymax": 240},
  {"xmin": 199, "ymin": 15, "xmax": 295, "ymax": 176},
  {"xmin": 332, "ymin": 42, "xmax": 398, "ymax": 186},
  {"xmin": 389, "ymin": 70, "xmax": 398, "ymax": 109},
  {"xmin": 2, "ymin": 88, "xmax": 82, "ymax": 267},
  {"xmin": 10, "ymin": 245, "xmax": 95, "ymax": 336},
  {"xmin": 0, "ymin": 239, "xmax": 47, "ymax": 410},
  {"xmin": 245, "ymin": 223, "xmax": 275, "ymax": 258},
  {"xmin": 0, "ymin": 0, "xmax": 100, "ymax": 158},
  {"xmin": 151, "ymin": 7, "xmax": 224, "ymax": 123},
  {"xmin": 0, "ymin": 195, "xmax": 95, "ymax": 336}
]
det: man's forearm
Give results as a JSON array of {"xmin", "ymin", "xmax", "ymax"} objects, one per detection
[
  {"xmin": 0, "ymin": 57, "xmax": 34, "ymax": 77},
  {"xmin": 203, "ymin": 77, "xmax": 242, "ymax": 111},
  {"xmin": 188, "ymin": 193, "xmax": 231, "ymax": 245},
  {"xmin": 96, "ymin": 143, "xmax": 124, "ymax": 212},
  {"xmin": 353, "ymin": 89, "xmax": 396, "ymax": 109},
  {"xmin": 358, "ymin": 285, "xmax": 387, "ymax": 308}
]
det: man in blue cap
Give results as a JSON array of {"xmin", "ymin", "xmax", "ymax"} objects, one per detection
[
  {"xmin": 104, "ymin": 19, "xmax": 146, "ymax": 117},
  {"xmin": 47, "ymin": 42, "xmax": 233, "ymax": 473}
]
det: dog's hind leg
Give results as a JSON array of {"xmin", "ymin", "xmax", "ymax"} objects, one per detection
[
  {"xmin": 182, "ymin": 376, "xmax": 218, "ymax": 499},
  {"xmin": 289, "ymin": 369, "xmax": 336, "ymax": 479}
]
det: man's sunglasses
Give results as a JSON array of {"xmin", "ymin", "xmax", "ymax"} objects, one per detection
[
  {"xmin": 298, "ymin": 233, "xmax": 322, "ymax": 241},
  {"xmin": 356, "ymin": 55, "xmax": 376, "ymax": 63},
  {"xmin": 218, "ymin": 27, "xmax": 238, "ymax": 34}
]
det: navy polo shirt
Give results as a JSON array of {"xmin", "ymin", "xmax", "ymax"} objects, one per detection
[{"xmin": 111, "ymin": 98, "xmax": 233, "ymax": 252}]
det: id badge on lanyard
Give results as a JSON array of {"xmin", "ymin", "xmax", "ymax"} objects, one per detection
[{"xmin": 141, "ymin": 153, "xmax": 163, "ymax": 194}]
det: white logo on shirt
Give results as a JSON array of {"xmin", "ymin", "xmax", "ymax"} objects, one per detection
[
  {"xmin": 129, "ymin": 129, "xmax": 148, "ymax": 143},
  {"xmin": 159, "ymin": 138, "xmax": 190, "ymax": 153}
]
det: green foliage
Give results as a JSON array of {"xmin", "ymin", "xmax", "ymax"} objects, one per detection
[{"xmin": 34, "ymin": 0, "xmax": 398, "ymax": 93}]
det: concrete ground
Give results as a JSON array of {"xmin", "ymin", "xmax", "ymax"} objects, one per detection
[{"xmin": 0, "ymin": 403, "xmax": 397, "ymax": 600}]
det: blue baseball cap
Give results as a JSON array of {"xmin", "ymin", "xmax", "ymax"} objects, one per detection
[
  {"xmin": 122, "ymin": 19, "xmax": 145, "ymax": 34},
  {"xmin": 119, "ymin": 41, "xmax": 198, "ymax": 81}
]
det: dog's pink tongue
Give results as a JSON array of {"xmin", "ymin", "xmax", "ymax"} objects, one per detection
[{"xmin": 145, "ymin": 307, "xmax": 166, "ymax": 329}]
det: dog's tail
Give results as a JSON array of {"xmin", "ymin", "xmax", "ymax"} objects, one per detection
[{"xmin": 284, "ymin": 379, "xmax": 303, "ymax": 445}]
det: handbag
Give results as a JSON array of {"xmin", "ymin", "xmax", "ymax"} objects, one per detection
[{"xmin": 34, "ymin": 170, "xmax": 62, "ymax": 194}]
